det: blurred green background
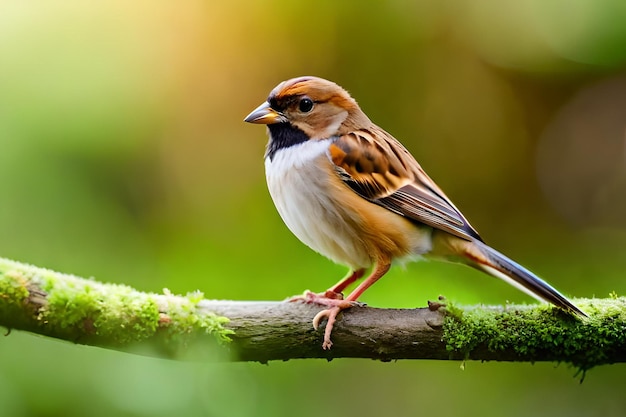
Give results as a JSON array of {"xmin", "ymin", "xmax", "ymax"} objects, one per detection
[{"xmin": 1, "ymin": 0, "xmax": 626, "ymax": 416}]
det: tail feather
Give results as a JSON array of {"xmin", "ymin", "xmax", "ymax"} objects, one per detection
[{"xmin": 466, "ymin": 240, "xmax": 587, "ymax": 318}]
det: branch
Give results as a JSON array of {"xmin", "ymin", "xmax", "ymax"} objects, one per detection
[{"xmin": 0, "ymin": 257, "xmax": 624, "ymax": 371}]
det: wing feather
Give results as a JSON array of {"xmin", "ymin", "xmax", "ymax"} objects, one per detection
[{"xmin": 329, "ymin": 128, "xmax": 482, "ymax": 242}]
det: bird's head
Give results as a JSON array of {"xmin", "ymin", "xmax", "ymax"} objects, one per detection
[{"xmin": 244, "ymin": 76, "xmax": 370, "ymax": 140}]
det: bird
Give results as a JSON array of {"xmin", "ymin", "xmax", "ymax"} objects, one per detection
[{"xmin": 244, "ymin": 76, "xmax": 587, "ymax": 350}]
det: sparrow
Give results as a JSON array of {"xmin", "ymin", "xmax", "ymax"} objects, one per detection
[{"xmin": 244, "ymin": 76, "xmax": 587, "ymax": 350}]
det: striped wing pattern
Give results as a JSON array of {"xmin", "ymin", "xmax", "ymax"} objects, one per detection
[{"xmin": 329, "ymin": 128, "xmax": 482, "ymax": 242}]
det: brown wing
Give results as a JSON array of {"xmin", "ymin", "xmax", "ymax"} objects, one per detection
[{"xmin": 328, "ymin": 127, "xmax": 483, "ymax": 242}]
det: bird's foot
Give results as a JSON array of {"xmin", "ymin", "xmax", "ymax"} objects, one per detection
[
  {"xmin": 288, "ymin": 290, "xmax": 364, "ymax": 349},
  {"xmin": 311, "ymin": 301, "xmax": 358, "ymax": 350},
  {"xmin": 288, "ymin": 289, "xmax": 345, "ymax": 304}
]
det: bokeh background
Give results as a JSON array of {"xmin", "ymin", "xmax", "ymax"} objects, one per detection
[{"xmin": 1, "ymin": 1, "xmax": 626, "ymax": 416}]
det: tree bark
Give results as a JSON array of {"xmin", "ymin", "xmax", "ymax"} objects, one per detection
[
  {"xmin": 1, "ymin": 257, "xmax": 624, "ymax": 372},
  {"xmin": 200, "ymin": 300, "xmax": 448, "ymax": 363}
]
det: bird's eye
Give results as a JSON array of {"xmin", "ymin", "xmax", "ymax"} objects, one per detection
[{"xmin": 298, "ymin": 97, "xmax": 314, "ymax": 113}]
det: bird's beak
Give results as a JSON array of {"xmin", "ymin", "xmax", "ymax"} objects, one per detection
[{"xmin": 244, "ymin": 101, "xmax": 284, "ymax": 124}]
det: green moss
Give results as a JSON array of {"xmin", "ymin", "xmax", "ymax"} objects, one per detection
[
  {"xmin": 443, "ymin": 297, "xmax": 626, "ymax": 372},
  {"xmin": 0, "ymin": 257, "xmax": 233, "ymax": 353},
  {"xmin": 158, "ymin": 289, "xmax": 233, "ymax": 348},
  {"xmin": 0, "ymin": 268, "xmax": 31, "ymax": 320}
]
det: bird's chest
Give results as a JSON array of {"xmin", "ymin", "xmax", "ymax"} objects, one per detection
[{"xmin": 264, "ymin": 140, "xmax": 372, "ymax": 268}]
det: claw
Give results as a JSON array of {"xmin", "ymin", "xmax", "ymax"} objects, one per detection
[
  {"xmin": 310, "ymin": 299, "xmax": 360, "ymax": 349},
  {"xmin": 312, "ymin": 308, "xmax": 331, "ymax": 330},
  {"xmin": 294, "ymin": 263, "xmax": 390, "ymax": 349},
  {"xmin": 314, "ymin": 306, "xmax": 341, "ymax": 350},
  {"xmin": 286, "ymin": 288, "xmax": 367, "ymax": 349}
]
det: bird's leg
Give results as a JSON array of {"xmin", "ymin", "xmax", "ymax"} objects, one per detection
[
  {"xmin": 310, "ymin": 268, "xmax": 366, "ymax": 301},
  {"xmin": 313, "ymin": 262, "xmax": 391, "ymax": 349},
  {"xmin": 328, "ymin": 268, "xmax": 367, "ymax": 294},
  {"xmin": 289, "ymin": 268, "xmax": 366, "ymax": 303}
]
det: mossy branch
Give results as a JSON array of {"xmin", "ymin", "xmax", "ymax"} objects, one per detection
[
  {"xmin": 0, "ymin": 257, "xmax": 624, "ymax": 371},
  {"xmin": 0, "ymin": 258, "xmax": 233, "ymax": 359}
]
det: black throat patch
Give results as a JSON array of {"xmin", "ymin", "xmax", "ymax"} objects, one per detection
[{"xmin": 266, "ymin": 123, "xmax": 310, "ymax": 161}]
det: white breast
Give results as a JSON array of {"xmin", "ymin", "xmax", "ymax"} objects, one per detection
[{"xmin": 265, "ymin": 139, "xmax": 373, "ymax": 269}]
